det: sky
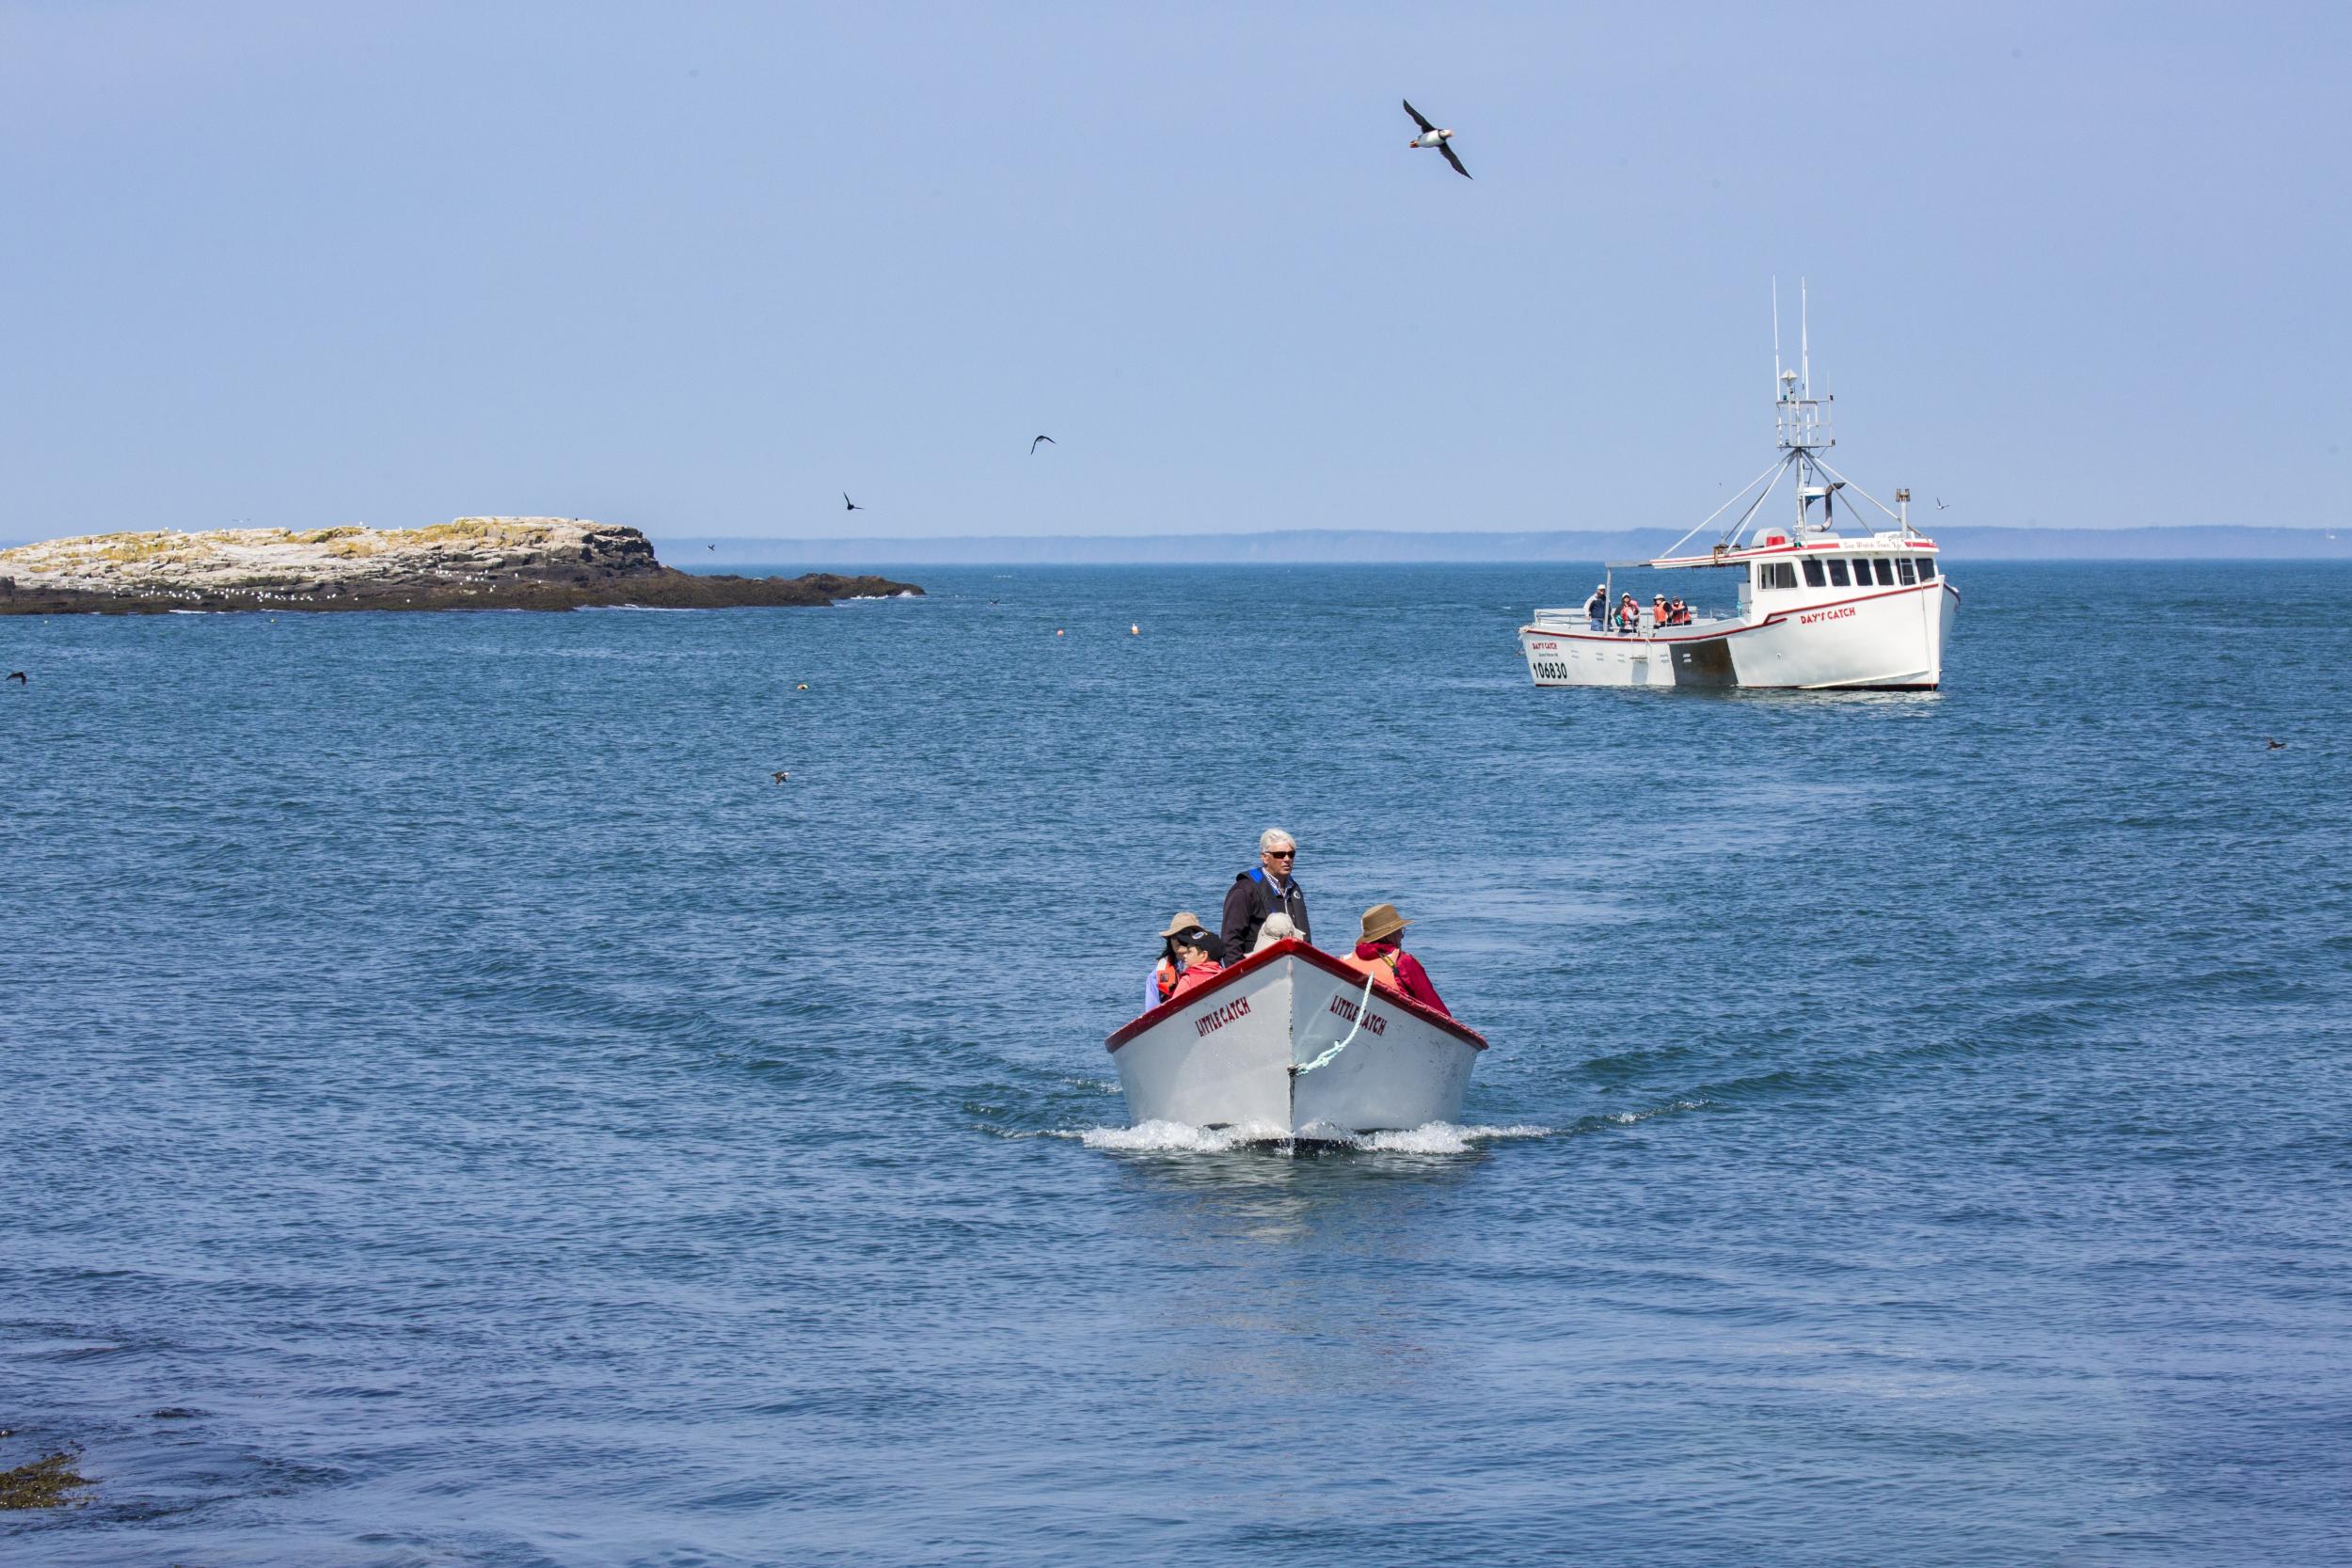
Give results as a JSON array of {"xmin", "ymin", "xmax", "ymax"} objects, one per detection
[{"xmin": 2, "ymin": 1, "xmax": 2346, "ymax": 544}]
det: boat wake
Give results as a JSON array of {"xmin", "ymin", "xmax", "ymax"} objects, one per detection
[{"xmin": 1069, "ymin": 1119, "xmax": 1552, "ymax": 1155}]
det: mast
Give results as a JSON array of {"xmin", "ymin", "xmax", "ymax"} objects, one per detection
[
  {"xmin": 1775, "ymin": 277, "xmax": 1835, "ymax": 537},
  {"xmin": 1772, "ymin": 277, "xmax": 1783, "ymax": 395}
]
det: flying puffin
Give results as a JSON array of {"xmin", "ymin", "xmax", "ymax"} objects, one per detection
[{"xmin": 1404, "ymin": 100, "xmax": 1470, "ymax": 179}]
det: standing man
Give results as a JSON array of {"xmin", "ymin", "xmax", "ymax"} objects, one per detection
[{"xmin": 1222, "ymin": 828, "xmax": 1311, "ymax": 958}]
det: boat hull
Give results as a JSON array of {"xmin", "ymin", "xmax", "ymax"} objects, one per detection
[
  {"xmin": 1521, "ymin": 578, "xmax": 1958, "ymax": 690},
  {"xmin": 1105, "ymin": 941, "xmax": 1485, "ymax": 1139}
]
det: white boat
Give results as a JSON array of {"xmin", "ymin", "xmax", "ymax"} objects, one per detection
[
  {"xmin": 1104, "ymin": 938, "xmax": 1487, "ymax": 1142},
  {"xmin": 1519, "ymin": 285, "xmax": 1960, "ymax": 690}
]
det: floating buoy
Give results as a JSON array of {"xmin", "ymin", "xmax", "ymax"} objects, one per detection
[
  {"xmin": 1056, "ymin": 628, "xmax": 1065, "ymax": 637},
  {"xmin": 796, "ymin": 683, "xmax": 808, "ymax": 690},
  {"xmin": 1130, "ymin": 624, "xmax": 1140, "ymax": 636}
]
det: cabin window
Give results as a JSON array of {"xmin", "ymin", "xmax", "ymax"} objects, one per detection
[
  {"xmin": 1897, "ymin": 557, "xmax": 1917, "ymax": 585},
  {"xmin": 1802, "ymin": 557, "xmax": 1826, "ymax": 587},
  {"xmin": 1760, "ymin": 562, "xmax": 1797, "ymax": 591},
  {"xmin": 1826, "ymin": 559, "xmax": 1851, "ymax": 587},
  {"xmin": 1873, "ymin": 558, "xmax": 1896, "ymax": 586},
  {"xmin": 1917, "ymin": 557, "xmax": 1937, "ymax": 581}
]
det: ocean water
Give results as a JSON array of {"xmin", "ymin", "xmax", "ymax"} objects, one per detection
[{"xmin": 4, "ymin": 562, "xmax": 2347, "ymax": 1567}]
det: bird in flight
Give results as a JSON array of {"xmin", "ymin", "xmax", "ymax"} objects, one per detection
[
  {"xmin": 5, "ymin": 671, "xmax": 24, "ymax": 684},
  {"xmin": 707, "ymin": 544, "xmax": 716, "ymax": 550},
  {"xmin": 1404, "ymin": 100, "xmax": 1470, "ymax": 179},
  {"xmin": 1936, "ymin": 498, "xmax": 1949, "ymax": 510},
  {"xmin": 2267, "ymin": 738, "xmax": 2285, "ymax": 751},
  {"xmin": 843, "ymin": 492, "xmax": 864, "ymax": 512},
  {"xmin": 1031, "ymin": 435, "xmax": 1056, "ymax": 454},
  {"xmin": 772, "ymin": 769, "xmax": 791, "ymax": 783}
]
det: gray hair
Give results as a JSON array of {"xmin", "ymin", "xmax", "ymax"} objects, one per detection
[
  {"xmin": 1258, "ymin": 827, "xmax": 1296, "ymax": 853},
  {"xmin": 1251, "ymin": 912, "xmax": 1301, "ymax": 954}
]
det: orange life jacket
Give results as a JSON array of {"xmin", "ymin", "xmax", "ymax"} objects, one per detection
[
  {"xmin": 1154, "ymin": 958, "xmax": 1180, "ymax": 1004},
  {"xmin": 1341, "ymin": 948, "xmax": 1406, "ymax": 993}
]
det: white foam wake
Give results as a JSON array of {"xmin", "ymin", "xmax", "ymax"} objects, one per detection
[
  {"xmin": 1072, "ymin": 1120, "xmax": 1551, "ymax": 1154},
  {"xmin": 1078, "ymin": 1119, "xmax": 1288, "ymax": 1152}
]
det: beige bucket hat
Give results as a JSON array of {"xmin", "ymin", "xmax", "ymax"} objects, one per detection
[
  {"xmin": 1157, "ymin": 911, "xmax": 1202, "ymax": 940},
  {"xmin": 1358, "ymin": 902, "xmax": 1412, "ymax": 943}
]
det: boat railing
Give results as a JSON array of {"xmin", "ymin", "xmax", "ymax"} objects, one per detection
[{"xmin": 1530, "ymin": 609, "xmax": 1735, "ymax": 636}]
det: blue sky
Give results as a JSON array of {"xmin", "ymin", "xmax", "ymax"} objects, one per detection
[{"xmin": 2, "ymin": 1, "xmax": 2344, "ymax": 542}]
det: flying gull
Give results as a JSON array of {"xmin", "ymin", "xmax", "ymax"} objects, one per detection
[
  {"xmin": 1031, "ymin": 435, "xmax": 1056, "ymax": 454},
  {"xmin": 1404, "ymin": 100, "xmax": 1470, "ymax": 179},
  {"xmin": 843, "ymin": 492, "xmax": 865, "ymax": 512}
]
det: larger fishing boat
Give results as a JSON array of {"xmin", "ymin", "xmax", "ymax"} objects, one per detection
[{"xmin": 1519, "ymin": 288, "xmax": 1959, "ymax": 689}]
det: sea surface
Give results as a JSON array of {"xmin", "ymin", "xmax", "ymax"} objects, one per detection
[{"xmin": 4, "ymin": 562, "xmax": 2348, "ymax": 1567}]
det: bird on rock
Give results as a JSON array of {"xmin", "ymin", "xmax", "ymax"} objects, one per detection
[{"xmin": 1404, "ymin": 99, "xmax": 1470, "ymax": 178}]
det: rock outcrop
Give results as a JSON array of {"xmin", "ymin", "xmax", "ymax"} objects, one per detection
[{"xmin": 0, "ymin": 518, "xmax": 921, "ymax": 613}]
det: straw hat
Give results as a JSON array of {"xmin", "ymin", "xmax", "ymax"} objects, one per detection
[
  {"xmin": 1358, "ymin": 902, "xmax": 1412, "ymax": 943},
  {"xmin": 1157, "ymin": 911, "xmax": 1202, "ymax": 939}
]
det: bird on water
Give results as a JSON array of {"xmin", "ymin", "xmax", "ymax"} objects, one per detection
[
  {"xmin": 1031, "ymin": 435, "xmax": 1055, "ymax": 454},
  {"xmin": 2268, "ymin": 738, "xmax": 2286, "ymax": 751},
  {"xmin": 843, "ymin": 492, "xmax": 865, "ymax": 512},
  {"xmin": 772, "ymin": 770, "xmax": 791, "ymax": 784},
  {"xmin": 1404, "ymin": 100, "xmax": 1470, "ymax": 178}
]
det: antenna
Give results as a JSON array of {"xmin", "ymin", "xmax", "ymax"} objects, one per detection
[
  {"xmin": 1772, "ymin": 277, "xmax": 1783, "ymax": 393},
  {"xmin": 1800, "ymin": 277, "xmax": 1811, "ymax": 399}
]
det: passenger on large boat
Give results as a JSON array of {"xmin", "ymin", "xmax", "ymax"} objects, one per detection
[
  {"xmin": 1585, "ymin": 584, "xmax": 1608, "ymax": 629},
  {"xmin": 1342, "ymin": 903, "xmax": 1452, "ymax": 1017},
  {"xmin": 1166, "ymin": 927, "xmax": 1227, "ymax": 999},
  {"xmin": 1619, "ymin": 593, "xmax": 1641, "ymax": 633},
  {"xmin": 1251, "ymin": 912, "xmax": 1302, "ymax": 955},
  {"xmin": 1221, "ymin": 828, "xmax": 1311, "ymax": 956},
  {"xmin": 1652, "ymin": 594, "xmax": 1669, "ymax": 628},
  {"xmin": 1145, "ymin": 910, "xmax": 1202, "ymax": 1012}
]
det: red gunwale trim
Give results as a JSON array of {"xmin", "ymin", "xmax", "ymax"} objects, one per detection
[
  {"xmin": 1519, "ymin": 580, "xmax": 1942, "ymax": 645},
  {"xmin": 1104, "ymin": 938, "xmax": 1486, "ymax": 1053}
]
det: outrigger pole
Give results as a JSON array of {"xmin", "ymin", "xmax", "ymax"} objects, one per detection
[{"xmin": 1648, "ymin": 452, "xmax": 1791, "ymax": 563}]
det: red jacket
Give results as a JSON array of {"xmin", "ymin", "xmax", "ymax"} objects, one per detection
[
  {"xmin": 1168, "ymin": 959, "xmax": 1225, "ymax": 1000},
  {"xmin": 1348, "ymin": 942, "xmax": 1450, "ymax": 1017}
]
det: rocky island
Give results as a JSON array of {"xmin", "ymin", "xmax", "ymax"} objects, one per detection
[{"xmin": 0, "ymin": 517, "xmax": 921, "ymax": 614}]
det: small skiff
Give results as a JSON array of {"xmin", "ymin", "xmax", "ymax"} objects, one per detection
[{"xmin": 1104, "ymin": 938, "xmax": 1486, "ymax": 1141}]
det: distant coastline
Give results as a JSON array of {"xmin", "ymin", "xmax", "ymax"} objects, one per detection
[{"xmin": 644, "ymin": 524, "xmax": 2352, "ymax": 568}]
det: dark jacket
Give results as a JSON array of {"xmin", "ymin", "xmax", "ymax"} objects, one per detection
[{"xmin": 1222, "ymin": 866, "xmax": 1310, "ymax": 958}]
